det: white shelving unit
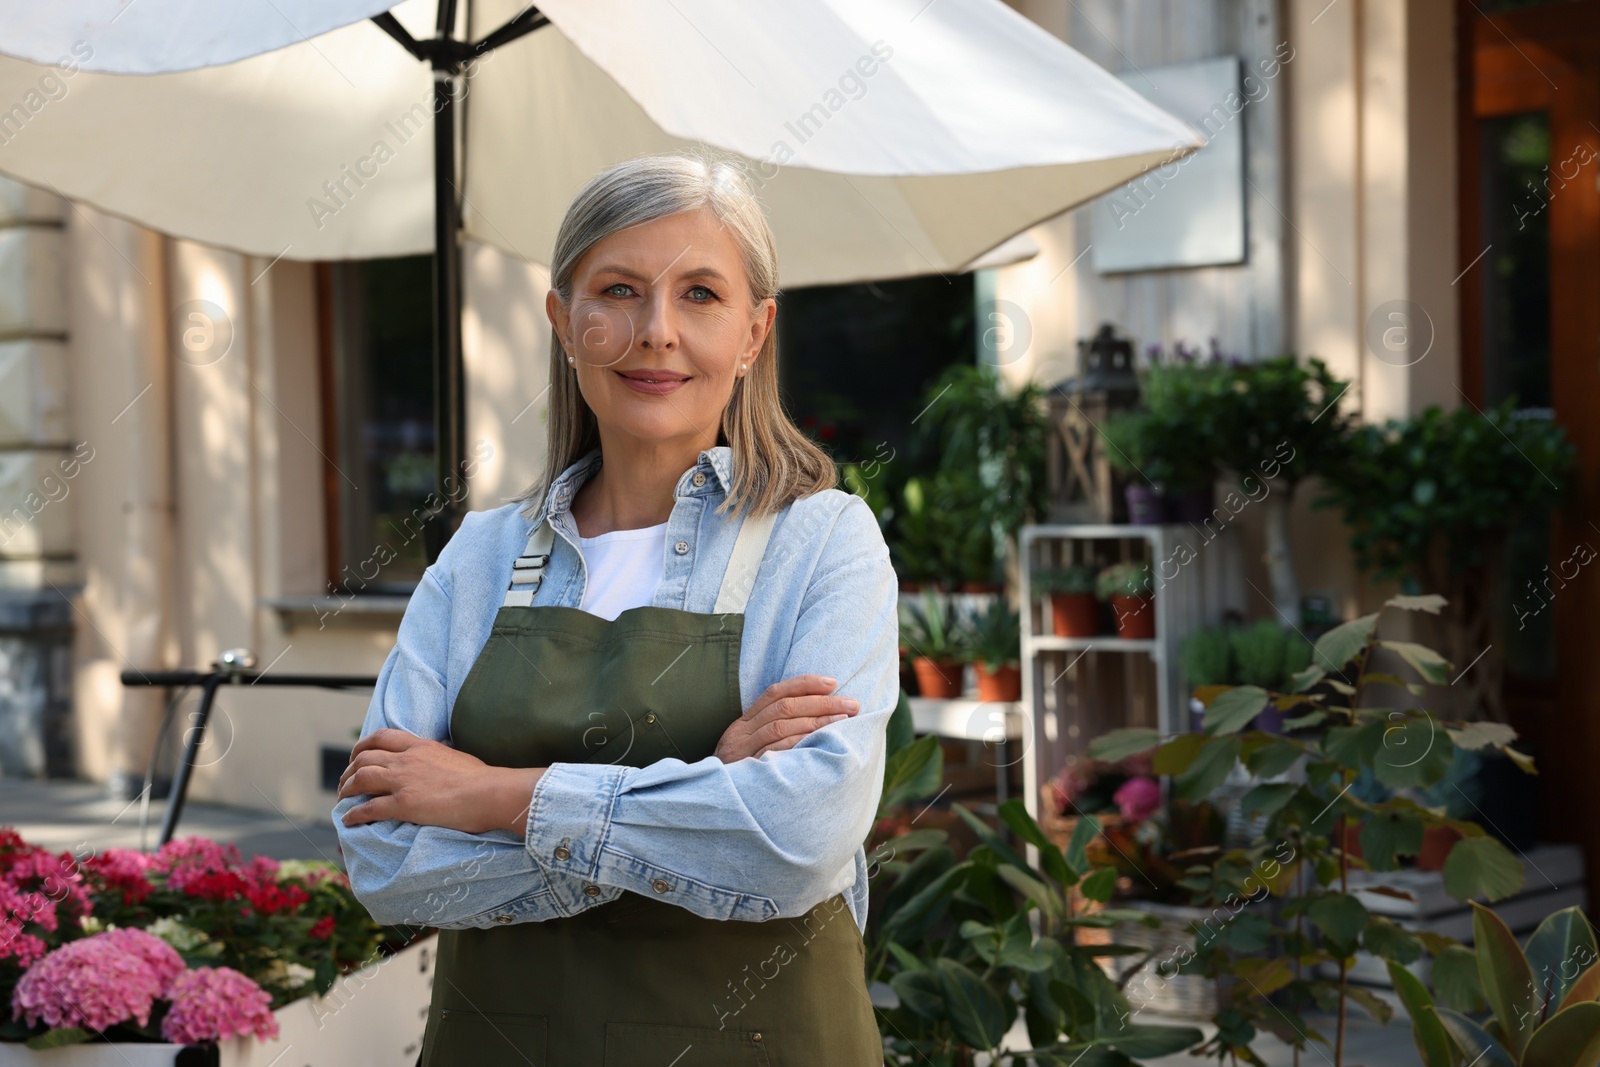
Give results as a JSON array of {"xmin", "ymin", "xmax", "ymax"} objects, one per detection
[
  {"xmin": 1017, "ymin": 521, "xmax": 1246, "ymax": 833},
  {"xmin": 906, "ymin": 695, "xmax": 1025, "ymax": 805}
]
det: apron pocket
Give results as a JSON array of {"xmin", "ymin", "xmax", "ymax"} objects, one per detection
[
  {"xmin": 603, "ymin": 1022, "xmax": 772, "ymax": 1066},
  {"xmin": 434, "ymin": 1009, "xmax": 549, "ymax": 1064}
]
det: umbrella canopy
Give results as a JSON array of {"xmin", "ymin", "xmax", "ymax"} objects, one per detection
[{"xmin": 0, "ymin": 0, "xmax": 1198, "ymax": 286}]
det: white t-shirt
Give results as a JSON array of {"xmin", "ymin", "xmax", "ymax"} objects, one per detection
[{"xmin": 576, "ymin": 520, "xmax": 669, "ymax": 621}]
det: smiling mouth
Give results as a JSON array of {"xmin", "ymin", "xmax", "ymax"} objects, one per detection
[{"xmin": 616, "ymin": 371, "xmax": 690, "ymax": 383}]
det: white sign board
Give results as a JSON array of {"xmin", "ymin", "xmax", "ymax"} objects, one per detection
[{"xmin": 1091, "ymin": 56, "xmax": 1247, "ymax": 273}]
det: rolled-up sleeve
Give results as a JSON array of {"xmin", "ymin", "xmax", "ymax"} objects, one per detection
[
  {"xmin": 332, "ymin": 552, "xmax": 559, "ymax": 930},
  {"xmin": 523, "ymin": 496, "xmax": 899, "ymax": 921}
]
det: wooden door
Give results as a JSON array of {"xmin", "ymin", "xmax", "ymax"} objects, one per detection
[{"xmin": 1459, "ymin": 0, "xmax": 1600, "ymax": 903}]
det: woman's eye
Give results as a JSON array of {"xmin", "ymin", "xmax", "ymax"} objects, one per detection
[
  {"xmin": 603, "ymin": 282, "xmax": 633, "ymax": 298},
  {"xmin": 687, "ymin": 285, "xmax": 716, "ymax": 302}
]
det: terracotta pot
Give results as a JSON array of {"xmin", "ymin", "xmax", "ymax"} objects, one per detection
[
  {"xmin": 898, "ymin": 580, "xmax": 924, "ymax": 594},
  {"xmin": 912, "ymin": 656, "xmax": 964, "ymax": 698},
  {"xmin": 1417, "ymin": 826, "xmax": 1463, "ymax": 871},
  {"xmin": 1110, "ymin": 593, "xmax": 1155, "ymax": 639},
  {"xmin": 1340, "ymin": 821, "xmax": 1365, "ymax": 860},
  {"xmin": 1050, "ymin": 592, "xmax": 1099, "ymax": 637},
  {"xmin": 975, "ymin": 662, "xmax": 1021, "ymax": 702}
]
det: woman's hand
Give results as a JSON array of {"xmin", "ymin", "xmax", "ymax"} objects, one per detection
[
  {"xmin": 715, "ymin": 674, "xmax": 859, "ymax": 763},
  {"xmin": 337, "ymin": 728, "xmax": 545, "ymax": 836}
]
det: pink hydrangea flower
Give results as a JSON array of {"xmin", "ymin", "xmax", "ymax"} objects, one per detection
[
  {"xmin": 102, "ymin": 928, "xmax": 186, "ymax": 992},
  {"xmin": 1113, "ymin": 776, "xmax": 1163, "ymax": 821},
  {"xmin": 161, "ymin": 967, "xmax": 279, "ymax": 1045},
  {"xmin": 10, "ymin": 932, "xmax": 168, "ymax": 1032},
  {"xmin": 84, "ymin": 848, "xmax": 156, "ymax": 906}
]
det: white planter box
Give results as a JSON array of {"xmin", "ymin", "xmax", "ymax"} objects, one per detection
[{"xmin": 1, "ymin": 936, "xmax": 435, "ymax": 1067}]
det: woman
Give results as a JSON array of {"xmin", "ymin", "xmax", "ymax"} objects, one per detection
[{"xmin": 331, "ymin": 152, "xmax": 897, "ymax": 1065}]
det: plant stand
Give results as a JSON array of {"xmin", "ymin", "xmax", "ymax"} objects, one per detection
[{"xmin": 0, "ymin": 935, "xmax": 436, "ymax": 1067}]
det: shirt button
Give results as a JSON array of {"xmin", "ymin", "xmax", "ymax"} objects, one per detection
[
  {"xmin": 553, "ymin": 845, "xmax": 571, "ymax": 861},
  {"xmin": 494, "ymin": 914, "xmax": 513, "ymax": 924},
  {"xmin": 651, "ymin": 878, "xmax": 672, "ymax": 893},
  {"xmin": 674, "ymin": 540, "xmax": 690, "ymax": 555},
  {"xmin": 583, "ymin": 884, "xmax": 601, "ymax": 897},
  {"xmin": 692, "ymin": 471, "xmax": 706, "ymax": 487}
]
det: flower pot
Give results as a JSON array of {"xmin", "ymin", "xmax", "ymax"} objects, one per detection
[
  {"xmin": 1340, "ymin": 821, "xmax": 1365, "ymax": 860},
  {"xmin": 1165, "ymin": 484, "xmax": 1215, "ymax": 523},
  {"xmin": 1049, "ymin": 592, "xmax": 1099, "ymax": 637},
  {"xmin": 1124, "ymin": 484, "xmax": 1167, "ymax": 525},
  {"xmin": 974, "ymin": 662, "xmax": 1021, "ymax": 702},
  {"xmin": 0, "ymin": 936, "xmax": 435, "ymax": 1067},
  {"xmin": 912, "ymin": 656, "xmax": 963, "ymax": 698},
  {"xmin": 1417, "ymin": 826, "xmax": 1463, "ymax": 871},
  {"xmin": 1109, "ymin": 593, "xmax": 1155, "ymax": 639}
]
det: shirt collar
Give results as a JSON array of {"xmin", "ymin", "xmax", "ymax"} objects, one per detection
[{"xmin": 537, "ymin": 444, "xmax": 734, "ymax": 521}]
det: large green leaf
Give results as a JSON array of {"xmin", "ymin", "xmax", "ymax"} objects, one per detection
[
  {"xmin": 1153, "ymin": 733, "xmax": 1207, "ymax": 776},
  {"xmin": 1387, "ymin": 961, "xmax": 1453, "ymax": 1067},
  {"xmin": 1558, "ymin": 964, "xmax": 1600, "ymax": 1014},
  {"xmin": 1308, "ymin": 892, "xmax": 1370, "ymax": 950},
  {"xmin": 1324, "ymin": 717, "xmax": 1386, "ymax": 771},
  {"xmin": 997, "ymin": 798, "xmax": 1078, "ymax": 888},
  {"xmin": 1522, "ymin": 1002, "xmax": 1600, "ymax": 1067},
  {"xmin": 881, "ymin": 733, "xmax": 944, "ymax": 809},
  {"xmin": 1065, "ymin": 813, "xmax": 1102, "ymax": 874},
  {"xmin": 1450, "ymin": 721, "xmax": 1519, "ymax": 752},
  {"xmin": 1364, "ymin": 916, "xmax": 1424, "ymax": 964},
  {"xmin": 1360, "ymin": 810, "xmax": 1425, "ymax": 871},
  {"xmin": 1175, "ymin": 736, "xmax": 1242, "ymax": 801},
  {"xmin": 1446, "ymin": 838, "xmax": 1526, "ymax": 904},
  {"xmin": 1525, "ymin": 907, "xmax": 1600, "ymax": 1021},
  {"xmin": 1312, "ymin": 612, "xmax": 1378, "ymax": 674},
  {"xmin": 24, "ymin": 1028, "xmax": 90, "ymax": 1050},
  {"xmin": 1433, "ymin": 945, "xmax": 1488, "ymax": 1012},
  {"xmin": 1435, "ymin": 1008, "xmax": 1517, "ymax": 1067},
  {"xmin": 890, "ymin": 967, "xmax": 946, "ymax": 1021},
  {"xmin": 935, "ymin": 957, "xmax": 1012, "ymax": 1052},
  {"xmin": 1473, "ymin": 901, "xmax": 1538, "ymax": 1058},
  {"xmin": 882, "ymin": 862, "xmax": 965, "ymax": 946},
  {"xmin": 998, "ymin": 864, "xmax": 1062, "ymax": 921},
  {"xmin": 1202, "ymin": 685, "xmax": 1270, "ymax": 735},
  {"xmin": 1380, "ymin": 640, "xmax": 1452, "ymax": 685},
  {"xmin": 1088, "ymin": 727, "xmax": 1161, "ymax": 763},
  {"xmin": 1240, "ymin": 782, "xmax": 1297, "ymax": 820},
  {"xmin": 1374, "ymin": 715, "xmax": 1455, "ymax": 790},
  {"xmin": 1104, "ymin": 1023, "xmax": 1204, "ymax": 1058}
]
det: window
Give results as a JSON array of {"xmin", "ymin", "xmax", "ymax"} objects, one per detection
[{"xmin": 316, "ymin": 255, "xmax": 437, "ymax": 594}]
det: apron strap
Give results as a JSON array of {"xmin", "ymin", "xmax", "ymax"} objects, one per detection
[
  {"xmin": 712, "ymin": 508, "xmax": 777, "ymax": 615},
  {"xmin": 500, "ymin": 507, "xmax": 778, "ymax": 612},
  {"xmin": 503, "ymin": 517, "xmax": 557, "ymax": 607}
]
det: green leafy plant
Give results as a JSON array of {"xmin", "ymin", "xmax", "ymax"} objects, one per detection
[
  {"xmin": 900, "ymin": 589, "xmax": 971, "ymax": 663},
  {"xmin": 968, "ymin": 599, "xmax": 1022, "ymax": 671},
  {"xmin": 868, "ymin": 701, "xmax": 1204, "ymax": 1065},
  {"xmin": 892, "ymin": 470, "xmax": 999, "ymax": 588},
  {"xmin": 1315, "ymin": 399, "xmax": 1576, "ymax": 721},
  {"xmin": 1181, "ymin": 625, "xmax": 1235, "ymax": 688},
  {"xmin": 1034, "ymin": 564, "xmax": 1099, "ymax": 596},
  {"xmin": 1391, "ymin": 903, "xmax": 1600, "ymax": 1067},
  {"xmin": 1089, "ymin": 593, "xmax": 1533, "ymax": 1067},
  {"xmin": 1096, "ymin": 561, "xmax": 1153, "ymax": 600},
  {"xmin": 1227, "ymin": 619, "xmax": 1313, "ymax": 691}
]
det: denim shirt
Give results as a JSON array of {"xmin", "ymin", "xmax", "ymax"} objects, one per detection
[{"xmin": 330, "ymin": 445, "xmax": 900, "ymax": 935}]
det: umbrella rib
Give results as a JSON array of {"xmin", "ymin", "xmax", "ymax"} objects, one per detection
[
  {"xmin": 370, "ymin": 13, "xmax": 429, "ymax": 63},
  {"xmin": 471, "ymin": 7, "xmax": 552, "ymax": 57}
]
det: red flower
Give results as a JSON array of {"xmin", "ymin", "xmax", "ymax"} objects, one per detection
[
  {"xmin": 308, "ymin": 915, "xmax": 336, "ymax": 940},
  {"xmin": 244, "ymin": 881, "xmax": 309, "ymax": 916}
]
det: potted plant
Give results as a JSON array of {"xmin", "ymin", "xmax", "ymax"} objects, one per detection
[
  {"xmin": 1096, "ymin": 561, "xmax": 1155, "ymax": 639},
  {"xmin": 899, "ymin": 589, "xmax": 969, "ymax": 698},
  {"xmin": 1034, "ymin": 563, "xmax": 1099, "ymax": 637},
  {"xmin": 1180, "ymin": 623, "xmax": 1234, "ymax": 729},
  {"xmin": 967, "ymin": 598, "xmax": 1021, "ymax": 702},
  {"xmin": 1098, "ymin": 410, "xmax": 1167, "ymax": 524},
  {"xmin": 866, "ymin": 728, "xmax": 1204, "ymax": 1065},
  {"xmin": 1088, "ymin": 592, "xmax": 1534, "ymax": 1067},
  {"xmin": 1225, "ymin": 619, "xmax": 1313, "ymax": 733},
  {"xmin": 1389, "ymin": 903, "xmax": 1600, "ymax": 1067},
  {"xmin": 0, "ymin": 829, "xmax": 434, "ymax": 1064}
]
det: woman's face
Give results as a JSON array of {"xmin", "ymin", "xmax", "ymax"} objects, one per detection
[{"xmin": 548, "ymin": 206, "xmax": 775, "ymax": 449}]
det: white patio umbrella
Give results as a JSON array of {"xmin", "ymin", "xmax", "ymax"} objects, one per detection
[{"xmin": 0, "ymin": 0, "xmax": 1200, "ymax": 545}]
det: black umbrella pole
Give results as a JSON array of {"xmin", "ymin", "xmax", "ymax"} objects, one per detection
[{"xmin": 426, "ymin": 63, "xmax": 466, "ymax": 565}]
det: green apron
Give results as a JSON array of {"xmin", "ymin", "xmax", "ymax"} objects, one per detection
[{"xmin": 418, "ymin": 505, "xmax": 882, "ymax": 1066}]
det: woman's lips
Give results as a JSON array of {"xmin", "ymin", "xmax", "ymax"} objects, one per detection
[{"xmin": 615, "ymin": 370, "xmax": 689, "ymax": 396}]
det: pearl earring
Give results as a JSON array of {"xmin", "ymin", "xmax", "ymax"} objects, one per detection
[{"xmin": 739, "ymin": 362, "xmax": 747, "ymax": 374}]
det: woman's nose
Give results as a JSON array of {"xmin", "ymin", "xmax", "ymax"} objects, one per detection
[{"xmin": 635, "ymin": 290, "xmax": 678, "ymax": 350}]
